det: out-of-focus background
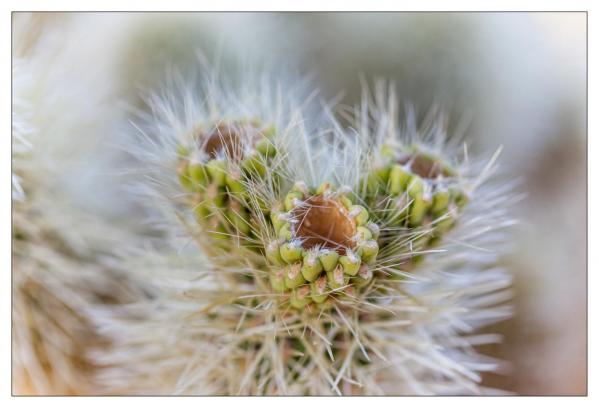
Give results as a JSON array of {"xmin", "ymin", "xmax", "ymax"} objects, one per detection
[{"xmin": 13, "ymin": 12, "xmax": 587, "ymax": 395}]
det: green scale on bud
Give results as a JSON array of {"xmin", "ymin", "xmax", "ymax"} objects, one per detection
[
  {"xmin": 266, "ymin": 181, "xmax": 379, "ymax": 310},
  {"xmin": 176, "ymin": 121, "xmax": 278, "ymax": 247}
]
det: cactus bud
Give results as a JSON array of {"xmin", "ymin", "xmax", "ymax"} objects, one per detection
[
  {"xmin": 358, "ymin": 240, "xmax": 379, "ymax": 264},
  {"xmin": 280, "ymin": 241, "xmax": 303, "ymax": 264},
  {"xmin": 431, "ymin": 188, "xmax": 450, "ymax": 215},
  {"xmin": 206, "ymin": 159, "xmax": 227, "ymax": 186},
  {"xmin": 354, "ymin": 264, "xmax": 373, "ymax": 287},
  {"xmin": 339, "ymin": 251, "xmax": 361, "ymax": 276},
  {"xmin": 278, "ymin": 223, "xmax": 293, "ymax": 240},
  {"xmin": 290, "ymin": 286, "xmax": 311, "ymax": 309},
  {"xmin": 178, "ymin": 160, "xmax": 194, "ymax": 191},
  {"xmin": 225, "ymin": 205, "xmax": 250, "ymax": 235},
  {"xmin": 319, "ymin": 249, "xmax": 339, "ymax": 272},
  {"xmin": 266, "ymin": 241, "xmax": 285, "ymax": 265},
  {"xmin": 284, "ymin": 191, "xmax": 303, "ymax": 212},
  {"xmin": 188, "ymin": 163, "xmax": 209, "ymax": 188},
  {"xmin": 389, "ymin": 164, "xmax": 412, "ymax": 195},
  {"xmin": 205, "ymin": 184, "xmax": 227, "ymax": 208},
  {"xmin": 356, "ymin": 226, "xmax": 373, "ymax": 241},
  {"xmin": 225, "ymin": 170, "xmax": 245, "ymax": 196},
  {"xmin": 270, "ymin": 269, "xmax": 286, "ymax": 293},
  {"xmin": 241, "ymin": 154, "xmax": 266, "ymax": 177},
  {"xmin": 301, "ymin": 250, "xmax": 323, "ymax": 282},
  {"xmin": 270, "ymin": 210, "xmax": 287, "ymax": 232},
  {"xmin": 349, "ymin": 205, "xmax": 369, "ymax": 226},
  {"xmin": 327, "ymin": 265, "xmax": 349, "ymax": 289},
  {"xmin": 255, "ymin": 136, "xmax": 276, "ymax": 157},
  {"xmin": 310, "ymin": 275, "xmax": 328, "ymax": 303},
  {"xmin": 366, "ymin": 222, "xmax": 380, "ymax": 240},
  {"xmin": 284, "ymin": 263, "xmax": 306, "ymax": 289}
]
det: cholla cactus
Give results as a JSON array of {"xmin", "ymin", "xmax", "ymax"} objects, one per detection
[
  {"xmin": 11, "ymin": 16, "xmax": 142, "ymax": 395},
  {"xmin": 92, "ymin": 67, "xmax": 517, "ymax": 395}
]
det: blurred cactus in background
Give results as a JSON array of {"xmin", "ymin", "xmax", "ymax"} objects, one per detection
[{"xmin": 11, "ymin": 14, "xmax": 146, "ymax": 394}]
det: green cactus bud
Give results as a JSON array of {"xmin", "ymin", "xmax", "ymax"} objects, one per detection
[
  {"xmin": 178, "ymin": 161, "xmax": 194, "ymax": 191},
  {"xmin": 205, "ymin": 184, "xmax": 226, "ymax": 209},
  {"xmin": 356, "ymin": 226, "xmax": 373, "ymax": 241},
  {"xmin": 225, "ymin": 170, "xmax": 245, "ymax": 196},
  {"xmin": 339, "ymin": 251, "xmax": 361, "ymax": 276},
  {"xmin": 270, "ymin": 211, "xmax": 286, "ymax": 233},
  {"xmin": 301, "ymin": 250, "xmax": 323, "ymax": 282},
  {"xmin": 375, "ymin": 165, "xmax": 392, "ymax": 184},
  {"xmin": 280, "ymin": 241, "xmax": 303, "ymax": 264},
  {"xmin": 358, "ymin": 240, "xmax": 379, "ymax": 264},
  {"xmin": 409, "ymin": 196, "xmax": 431, "ymax": 227},
  {"xmin": 353, "ymin": 264, "xmax": 373, "ymax": 287},
  {"xmin": 270, "ymin": 269, "xmax": 286, "ymax": 293},
  {"xmin": 407, "ymin": 177, "xmax": 430, "ymax": 226},
  {"xmin": 284, "ymin": 191, "xmax": 303, "ymax": 212},
  {"xmin": 266, "ymin": 241, "xmax": 285, "ymax": 265},
  {"xmin": 290, "ymin": 286, "xmax": 311, "ymax": 309},
  {"xmin": 431, "ymin": 188, "xmax": 450, "ymax": 215},
  {"xmin": 365, "ymin": 165, "xmax": 391, "ymax": 195},
  {"xmin": 327, "ymin": 265, "xmax": 349, "ymax": 289},
  {"xmin": 339, "ymin": 195, "xmax": 353, "ymax": 210},
  {"xmin": 284, "ymin": 263, "xmax": 306, "ymax": 289},
  {"xmin": 206, "ymin": 159, "xmax": 228, "ymax": 186},
  {"xmin": 366, "ymin": 222, "xmax": 380, "ymax": 240},
  {"xmin": 407, "ymin": 176, "xmax": 424, "ymax": 197},
  {"xmin": 364, "ymin": 172, "xmax": 383, "ymax": 195},
  {"xmin": 255, "ymin": 136, "xmax": 276, "ymax": 157},
  {"xmin": 318, "ymin": 249, "xmax": 339, "ymax": 272},
  {"xmin": 278, "ymin": 223, "xmax": 292, "ymax": 240},
  {"xmin": 225, "ymin": 206, "xmax": 250, "ymax": 235},
  {"xmin": 389, "ymin": 164, "xmax": 412, "ymax": 195},
  {"xmin": 241, "ymin": 154, "xmax": 266, "ymax": 177},
  {"xmin": 310, "ymin": 275, "xmax": 328, "ymax": 303},
  {"xmin": 188, "ymin": 163, "xmax": 209, "ymax": 187},
  {"xmin": 349, "ymin": 205, "xmax": 369, "ymax": 226}
]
